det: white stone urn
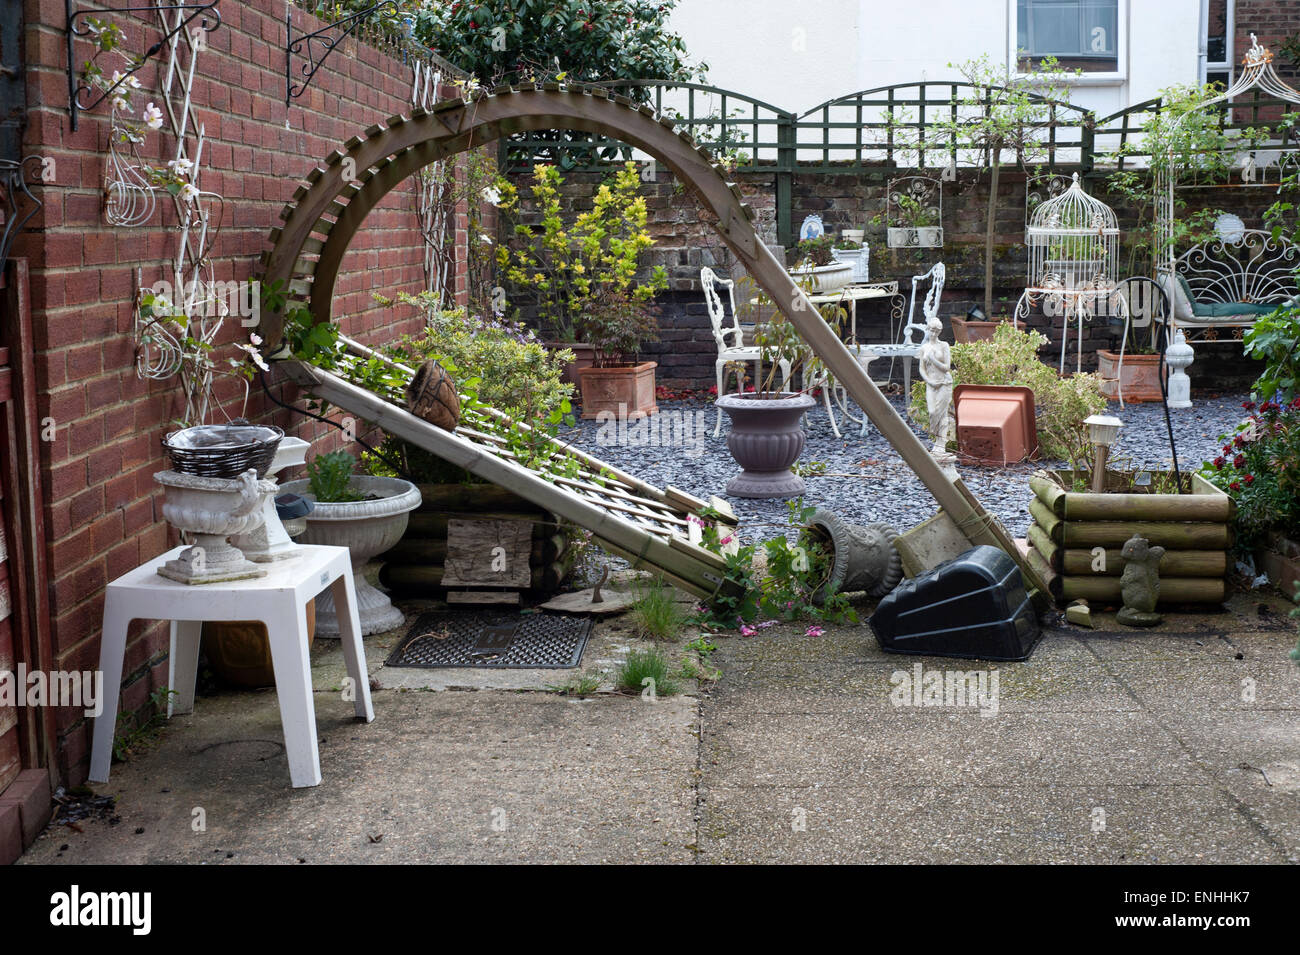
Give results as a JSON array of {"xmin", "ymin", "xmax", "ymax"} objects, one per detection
[
  {"xmin": 1164, "ymin": 329, "xmax": 1195, "ymax": 409},
  {"xmin": 155, "ymin": 469, "xmax": 277, "ymax": 584},
  {"xmin": 231, "ymin": 435, "xmax": 311, "ymax": 562},
  {"xmin": 278, "ymin": 474, "xmax": 421, "ymax": 636},
  {"xmin": 788, "ymin": 260, "xmax": 853, "ymax": 294}
]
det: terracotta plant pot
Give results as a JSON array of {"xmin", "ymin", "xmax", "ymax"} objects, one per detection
[
  {"xmin": 951, "ymin": 316, "xmax": 1007, "ymax": 344},
  {"xmin": 953, "ymin": 385, "xmax": 1039, "ymax": 466},
  {"xmin": 576, "ymin": 362, "xmax": 658, "ymax": 420},
  {"xmin": 715, "ymin": 392, "xmax": 815, "ymax": 499},
  {"xmin": 202, "ymin": 599, "xmax": 317, "ymax": 689},
  {"xmin": 544, "ymin": 341, "xmax": 597, "ymax": 390},
  {"xmin": 1097, "ymin": 350, "xmax": 1164, "ymax": 402}
]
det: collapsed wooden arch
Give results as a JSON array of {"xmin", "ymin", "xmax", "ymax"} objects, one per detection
[{"xmin": 260, "ymin": 84, "xmax": 1043, "ymax": 597}]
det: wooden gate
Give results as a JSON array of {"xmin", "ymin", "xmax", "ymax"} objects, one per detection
[{"xmin": 0, "ymin": 259, "xmax": 54, "ymax": 862}]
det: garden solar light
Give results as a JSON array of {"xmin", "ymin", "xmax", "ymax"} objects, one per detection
[{"xmin": 1084, "ymin": 414, "xmax": 1124, "ymax": 492}]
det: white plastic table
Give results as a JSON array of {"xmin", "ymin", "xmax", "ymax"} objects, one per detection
[{"xmin": 89, "ymin": 544, "xmax": 374, "ymax": 788}]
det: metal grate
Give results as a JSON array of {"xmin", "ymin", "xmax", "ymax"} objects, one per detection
[{"xmin": 385, "ymin": 611, "xmax": 593, "ymax": 669}]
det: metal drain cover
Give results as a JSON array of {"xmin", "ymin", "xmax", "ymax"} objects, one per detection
[{"xmin": 385, "ymin": 611, "xmax": 593, "ymax": 669}]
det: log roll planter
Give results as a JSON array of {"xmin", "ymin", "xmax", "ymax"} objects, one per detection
[
  {"xmin": 1097, "ymin": 351, "xmax": 1164, "ymax": 403},
  {"xmin": 1025, "ymin": 470, "xmax": 1232, "ymax": 606},
  {"xmin": 377, "ymin": 483, "xmax": 576, "ymax": 598}
]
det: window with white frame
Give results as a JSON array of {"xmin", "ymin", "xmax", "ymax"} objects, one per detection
[
  {"xmin": 1016, "ymin": 0, "xmax": 1120, "ymax": 72},
  {"xmin": 1203, "ymin": 0, "xmax": 1233, "ymax": 89}
]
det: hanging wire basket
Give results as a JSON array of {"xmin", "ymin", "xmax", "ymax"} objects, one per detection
[{"xmin": 162, "ymin": 424, "xmax": 285, "ymax": 479}]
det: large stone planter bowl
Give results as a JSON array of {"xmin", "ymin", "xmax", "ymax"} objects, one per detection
[
  {"xmin": 788, "ymin": 261, "xmax": 853, "ymax": 294},
  {"xmin": 279, "ymin": 475, "xmax": 422, "ymax": 635},
  {"xmin": 715, "ymin": 392, "xmax": 815, "ymax": 499}
]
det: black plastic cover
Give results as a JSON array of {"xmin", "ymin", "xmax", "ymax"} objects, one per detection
[{"xmin": 869, "ymin": 545, "xmax": 1041, "ymax": 661}]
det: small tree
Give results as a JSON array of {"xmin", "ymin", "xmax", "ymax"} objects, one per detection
[{"xmin": 890, "ymin": 56, "xmax": 1077, "ymax": 317}]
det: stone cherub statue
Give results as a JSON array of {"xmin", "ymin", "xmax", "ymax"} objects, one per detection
[
  {"xmin": 917, "ymin": 314, "xmax": 958, "ymax": 479},
  {"xmin": 1117, "ymin": 534, "xmax": 1165, "ymax": 627}
]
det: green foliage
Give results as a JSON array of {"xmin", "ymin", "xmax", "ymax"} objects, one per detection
[
  {"xmin": 910, "ymin": 323, "xmax": 1106, "ymax": 464},
  {"xmin": 683, "ymin": 635, "xmax": 717, "ymax": 664},
  {"xmin": 307, "ymin": 450, "xmax": 365, "ymax": 503},
  {"xmin": 411, "ymin": 1, "xmax": 704, "ymax": 90},
  {"xmin": 1105, "ymin": 83, "xmax": 1253, "ymax": 277},
  {"xmin": 795, "ymin": 236, "xmax": 835, "ymax": 267},
  {"xmin": 113, "ymin": 688, "xmax": 178, "ymax": 762},
  {"xmin": 496, "ymin": 162, "xmax": 667, "ymax": 342},
  {"xmin": 576, "ymin": 290, "xmax": 661, "ymax": 367},
  {"xmin": 629, "ymin": 580, "xmax": 689, "ymax": 641},
  {"xmin": 614, "ymin": 648, "xmax": 680, "ymax": 697},
  {"xmin": 1200, "ymin": 398, "xmax": 1300, "ymax": 553},
  {"xmin": 546, "ymin": 669, "xmax": 605, "ymax": 697},
  {"xmin": 1243, "ymin": 307, "xmax": 1300, "ymax": 404}
]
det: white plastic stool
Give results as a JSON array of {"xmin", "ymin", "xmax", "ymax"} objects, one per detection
[{"xmin": 89, "ymin": 544, "xmax": 374, "ymax": 789}]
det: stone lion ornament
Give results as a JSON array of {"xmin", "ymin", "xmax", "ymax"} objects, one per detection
[
  {"xmin": 1117, "ymin": 534, "xmax": 1164, "ymax": 627},
  {"xmin": 406, "ymin": 360, "xmax": 460, "ymax": 432}
]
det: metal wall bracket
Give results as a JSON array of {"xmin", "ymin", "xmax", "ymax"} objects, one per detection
[
  {"xmin": 0, "ymin": 157, "xmax": 45, "ymax": 270},
  {"xmin": 66, "ymin": 0, "xmax": 222, "ymax": 131},
  {"xmin": 285, "ymin": 1, "xmax": 402, "ymax": 106}
]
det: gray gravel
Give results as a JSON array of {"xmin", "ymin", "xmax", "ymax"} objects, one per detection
[{"xmin": 561, "ymin": 391, "xmax": 1249, "ymax": 542}]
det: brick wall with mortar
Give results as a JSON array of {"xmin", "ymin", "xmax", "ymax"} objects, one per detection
[
  {"xmin": 19, "ymin": 0, "xmax": 465, "ymax": 785},
  {"xmin": 504, "ymin": 162, "xmax": 1283, "ymax": 389}
]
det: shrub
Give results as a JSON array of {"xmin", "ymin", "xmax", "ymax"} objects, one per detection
[
  {"xmin": 615, "ymin": 649, "xmax": 680, "ymax": 697},
  {"xmin": 1200, "ymin": 398, "xmax": 1300, "ymax": 554},
  {"xmin": 910, "ymin": 323, "xmax": 1106, "ymax": 464},
  {"xmin": 496, "ymin": 162, "xmax": 667, "ymax": 342},
  {"xmin": 1243, "ymin": 306, "xmax": 1300, "ymax": 405}
]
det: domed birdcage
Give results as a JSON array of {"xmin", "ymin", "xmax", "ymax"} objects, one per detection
[
  {"xmin": 1015, "ymin": 172, "xmax": 1126, "ymax": 377},
  {"xmin": 1026, "ymin": 172, "xmax": 1120, "ymax": 296}
]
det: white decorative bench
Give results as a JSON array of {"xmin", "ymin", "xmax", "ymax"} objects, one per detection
[{"xmin": 1162, "ymin": 229, "xmax": 1299, "ymax": 342}]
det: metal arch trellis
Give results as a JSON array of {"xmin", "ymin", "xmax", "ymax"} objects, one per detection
[
  {"xmin": 1157, "ymin": 34, "xmax": 1300, "ymax": 275},
  {"xmin": 255, "ymin": 83, "xmax": 1049, "ymax": 604}
]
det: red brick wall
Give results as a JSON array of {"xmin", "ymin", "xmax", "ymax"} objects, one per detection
[
  {"xmin": 20, "ymin": 0, "xmax": 466, "ymax": 784},
  {"xmin": 1235, "ymin": 0, "xmax": 1300, "ymax": 72}
]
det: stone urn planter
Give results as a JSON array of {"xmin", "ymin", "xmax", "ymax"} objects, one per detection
[
  {"xmin": 279, "ymin": 474, "xmax": 422, "ymax": 635},
  {"xmin": 155, "ymin": 469, "xmax": 277, "ymax": 584},
  {"xmin": 715, "ymin": 392, "xmax": 815, "ymax": 499},
  {"xmin": 1097, "ymin": 350, "xmax": 1164, "ymax": 403},
  {"xmin": 788, "ymin": 261, "xmax": 853, "ymax": 294},
  {"xmin": 803, "ymin": 509, "xmax": 903, "ymax": 602},
  {"xmin": 576, "ymin": 361, "xmax": 658, "ymax": 420}
]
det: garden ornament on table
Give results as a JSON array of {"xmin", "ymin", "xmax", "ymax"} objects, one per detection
[
  {"xmin": 917, "ymin": 314, "xmax": 958, "ymax": 480},
  {"xmin": 1117, "ymin": 534, "xmax": 1164, "ymax": 628}
]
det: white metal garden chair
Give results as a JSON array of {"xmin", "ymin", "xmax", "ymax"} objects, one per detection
[
  {"xmin": 702, "ymin": 266, "xmax": 791, "ymax": 437},
  {"xmin": 846, "ymin": 262, "xmax": 945, "ymax": 435}
]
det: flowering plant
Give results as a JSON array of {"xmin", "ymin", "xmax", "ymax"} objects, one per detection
[{"xmin": 1201, "ymin": 398, "xmax": 1300, "ymax": 553}]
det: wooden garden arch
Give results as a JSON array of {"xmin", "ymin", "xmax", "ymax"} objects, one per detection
[{"xmin": 259, "ymin": 83, "xmax": 1043, "ymax": 598}]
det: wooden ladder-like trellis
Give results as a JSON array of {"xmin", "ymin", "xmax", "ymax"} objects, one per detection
[
  {"xmin": 283, "ymin": 352, "xmax": 742, "ymax": 603},
  {"xmin": 259, "ymin": 83, "xmax": 1049, "ymax": 607}
]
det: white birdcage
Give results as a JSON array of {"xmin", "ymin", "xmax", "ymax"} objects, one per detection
[{"xmin": 1025, "ymin": 172, "xmax": 1120, "ymax": 299}]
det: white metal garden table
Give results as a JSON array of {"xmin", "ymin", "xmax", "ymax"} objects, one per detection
[{"xmin": 89, "ymin": 543, "xmax": 374, "ymax": 789}]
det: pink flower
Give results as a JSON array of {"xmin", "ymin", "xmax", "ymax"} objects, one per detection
[
  {"xmin": 805, "ymin": 626, "xmax": 825, "ymax": 637},
  {"xmin": 740, "ymin": 624, "xmax": 757, "ymax": 637}
]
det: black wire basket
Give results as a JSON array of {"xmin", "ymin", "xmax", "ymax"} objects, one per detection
[{"xmin": 162, "ymin": 424, "xmax": 285, "ymax": 479}]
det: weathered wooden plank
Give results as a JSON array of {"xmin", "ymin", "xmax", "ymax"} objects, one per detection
[
  {"xmin": 1060, "ymin": 576, "xmax": 1226, "ymax": 604},
  {"xmin": 447, "ymin": 590, "xmax": 521, "ymax": 605},
  {"xmin": 1029, "ymin": 472, "xmax": 1066, "ymax": 517},
  {"xmin": 1063, "ymin": 491, "xmax": 1231, "ymax": 523},
  {"xmin": 1061, "ymin": 520, "xmax": 1230, "ymax": 549},
  {"xmin": 441, "ymin": 519, "xmax": 534, "ymax": 589},
  {"xmin": 1061, "ymin": 548, "xmax": 1227, "ymax": 577}
]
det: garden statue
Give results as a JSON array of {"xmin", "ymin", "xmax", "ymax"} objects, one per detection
[
  {"xmin": 1117, "ymin": 534, "xmax": 1165, "ymax": 627},
  {"xmin": 1164, "ymin": 329, "xmax": 1194, "ymax": 409},
  {"xmin": 917, "ymin": 314, "xmax": 958, "ymax": 480}
]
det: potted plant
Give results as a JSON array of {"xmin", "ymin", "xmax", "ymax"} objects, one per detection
[
  {"xmin": 574, "ymin": 290, "xmax": 661, "ymax": 419},
  {"xmin": 789, "ymin": 236, "xmax": 853, "ymax": 293},
  {"xmin": 886, "ymin": 192, "xmax": 943, "ymax": 249},
  {"xmin": 280, "ymin": 450, "xmax": 421, "ymax": 636},
  {"xmin": 715, "ymin": 310, "xmax": 820, "ymax": 499},
  {"xmin": 495, "ymin": 162, "xmax": 667, "ymax": 389}
]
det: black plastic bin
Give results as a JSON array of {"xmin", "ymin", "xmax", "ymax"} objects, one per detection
[{"xmin": 869, "ymin": 545, "xmax": 1041, "ymax": 661}]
